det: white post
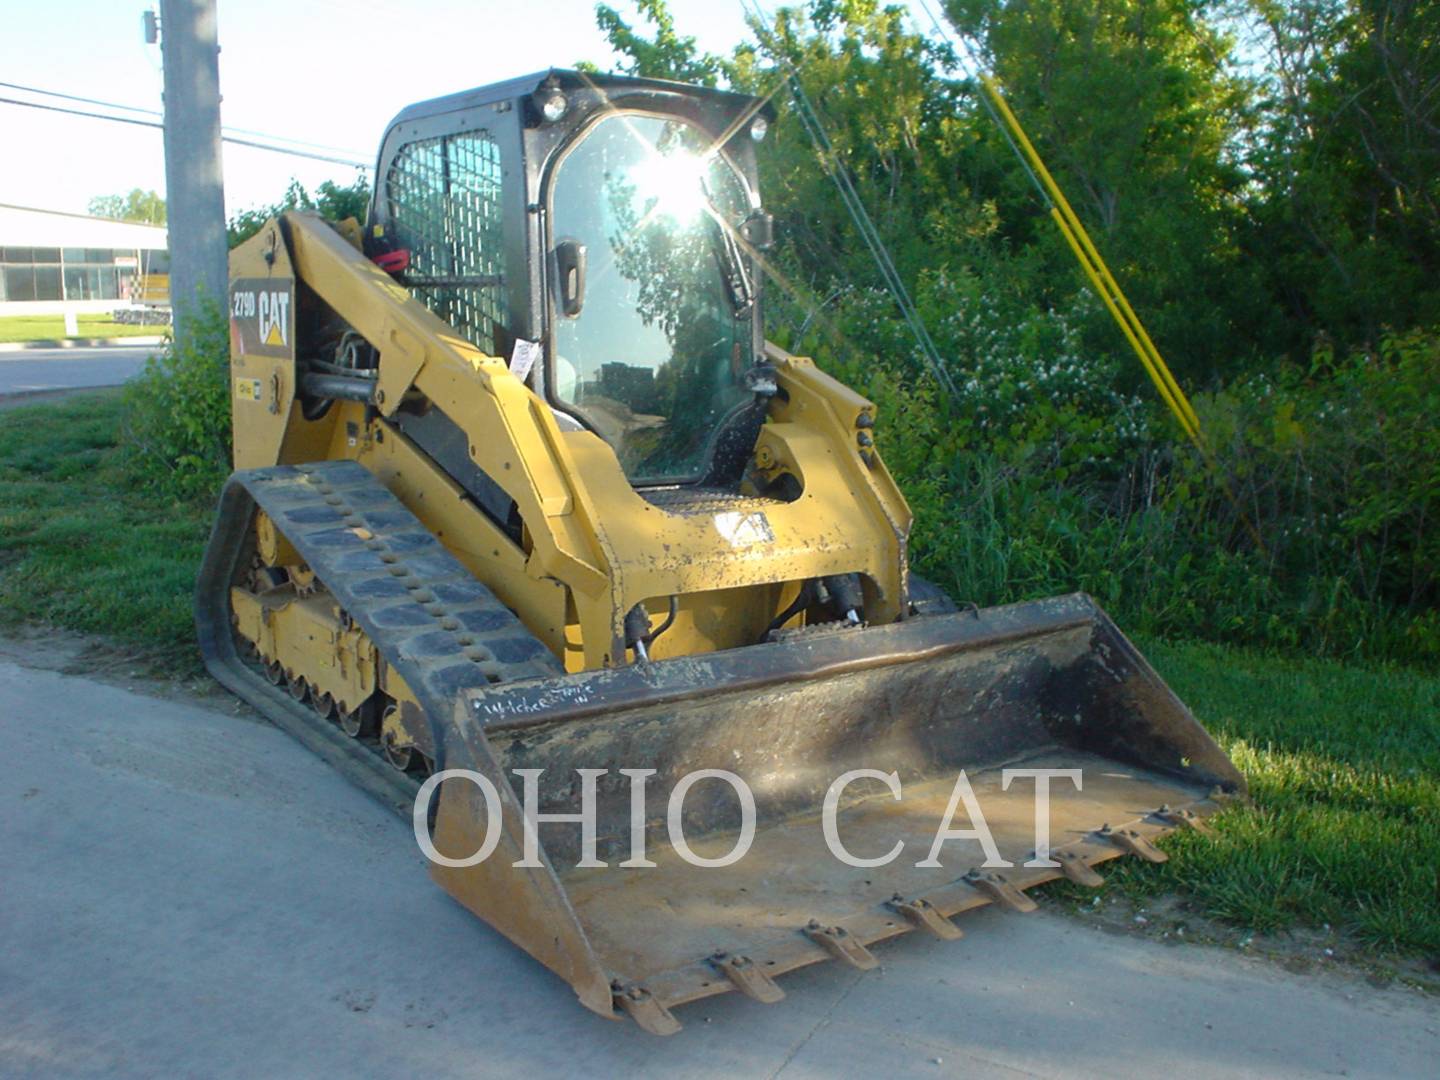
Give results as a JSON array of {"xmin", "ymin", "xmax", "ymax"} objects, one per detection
[{"xmin": 64, "ymin": 311, "xmax": 79, "ymax": 338}]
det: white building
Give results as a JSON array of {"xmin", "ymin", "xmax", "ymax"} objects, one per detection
[{"xmin": 0, "ymin": 203, "xmax": 168, "ymax": 316}]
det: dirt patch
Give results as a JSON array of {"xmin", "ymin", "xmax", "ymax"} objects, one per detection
[
  {"xmin": 0, "ymin": 386, "xmax": 119, "ymax": 412},
  {"xmin": 0, "ymin": 623, "xmax": 259, "ymax": 724},
  {"xmin": 1050, "ymin": 888, "xmax": 1440, "ymax": 995}
]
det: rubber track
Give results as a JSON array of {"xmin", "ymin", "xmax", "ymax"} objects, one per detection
[{"xmin": 195, "ymin": 460, "xmax": 563, "ymax": 815}]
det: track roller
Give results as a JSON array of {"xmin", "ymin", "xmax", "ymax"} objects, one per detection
[
  {"xmin": 381, "ymin": 705, "xmax": 416, "ymax": 771},
  {"xmin": 339, "ymin": 700, "xmax": 378, "ymax": 739}
]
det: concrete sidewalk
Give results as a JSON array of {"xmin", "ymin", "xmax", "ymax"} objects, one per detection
[
  {"xmin": 0, "ymin": 346, "xmax": 153, "ymax": 396},
  {"xmin": 1, "ymin": 658, "xmax": 1435, "ymax": 1079},
  {"xmin": 0, "ymin": 337, "xmax": 165, "ymax": 352}
]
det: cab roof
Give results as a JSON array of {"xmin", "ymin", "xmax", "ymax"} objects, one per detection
[{"xmin": 383, "ymin": 68, "xmax": 769, "ymax": 131}]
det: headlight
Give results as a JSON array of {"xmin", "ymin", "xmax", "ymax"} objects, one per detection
[
  {"xmin": 750, "ymin": 115, "xmax": 769, "ymax": 142},
  {"xmin": 542, "ymin": 91, "xmax": 568, "ymax": 123}
]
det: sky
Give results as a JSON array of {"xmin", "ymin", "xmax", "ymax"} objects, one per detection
[{"xmin": 0, "ymin": 0, "xmax": 763, "ymax": 218}]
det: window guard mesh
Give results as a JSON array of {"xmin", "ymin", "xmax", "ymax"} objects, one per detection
[{"xmin": 386, "ymin": 131, "xmax": 507, "ymax": 351}]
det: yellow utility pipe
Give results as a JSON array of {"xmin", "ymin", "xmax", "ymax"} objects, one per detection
[
  {"xmin": 981, "ymin": 75, "xmax": 1202, "ymax": 442},
  {"xmin": 1050, "ymin": 207, "xmax": 1200, "ymax": 442}
]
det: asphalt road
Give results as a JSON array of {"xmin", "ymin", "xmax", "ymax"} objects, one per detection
[
  {"xmin": 2, "ymin": 657, "xmax": 1436, "ymax": 1079},
  {"xmin": 0, "ymin": 345, "xmax": 155, "ymax": 395}
]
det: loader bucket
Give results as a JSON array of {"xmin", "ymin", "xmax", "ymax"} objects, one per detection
[{"xmin": 424, "ymin": 593, "xmax": 1244, "ymax": 1034}]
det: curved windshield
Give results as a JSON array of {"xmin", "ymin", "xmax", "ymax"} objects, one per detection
[{"xmin": 549, "ymin": 113, "xmax": 755, "ymax": 484}]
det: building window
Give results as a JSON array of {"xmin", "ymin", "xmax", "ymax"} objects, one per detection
[
  {"xmin": 64, "ymin": 266, "xmax": 119, "ymax": 300},
  {"xmin": 0, "ymin": 246, "xmax": 145, "ymax": 302},
  {"xmin": 3, "ymin": 266, "xmax": 36, "ymax": 302},
  {"xmin": 34, "ymin": 266, "xmax": 62, "ymax": 301}
]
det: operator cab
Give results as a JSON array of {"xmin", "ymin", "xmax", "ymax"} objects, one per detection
[{"xmin": 368, "ymin": 70, "xmax": 775, "ymax": 492}]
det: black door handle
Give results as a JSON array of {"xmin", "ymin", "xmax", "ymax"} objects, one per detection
[{"xmin": 554, "ymin": 238, "xmax": 587, "ymax": 318}]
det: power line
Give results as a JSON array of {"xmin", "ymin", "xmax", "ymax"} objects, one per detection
[
  {"xmin": 0, "ymin": 95, "xmax": 160, "ymax": 131},
  {"xmin": 0, "ymin": 80, "xmax": 372, "ymax": 160},
  {"xmin": 0, "ymin": 96, "xmax": 370, "ymax": 169},
  {"xmin": 218, "ymin": 122, "xmax": 370, "ymax": 160},
  {"xmin": 0, "ymin": 80, "xmax": 160, "ymax": 117},
  {"xmin": 739, "ymin": 0, "xmax": 961, "ymax": 402},
  {"xmin": 909, "ymin": 0, "xmax": 1050, "ymax": 209}
]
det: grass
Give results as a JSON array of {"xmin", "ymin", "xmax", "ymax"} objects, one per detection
[
  {"xmin": 0, "ymin": 392, "xmax": 1436, "ymax": 959},
  {"xmin": 0, "ymin": 314, "xmax": 165, "ymax": 343},
  {"xmin": 0, "ymin": 391, "xmax": 211, "ymax": 673},
  {"xmin": 1059, "ymin": 638, "xmax": 1440, "ymax": 956}
]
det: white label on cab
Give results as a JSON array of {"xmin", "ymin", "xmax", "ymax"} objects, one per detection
[{"xmin": 509, "ymin": 339, "xmax": 542, "ymax": 381}]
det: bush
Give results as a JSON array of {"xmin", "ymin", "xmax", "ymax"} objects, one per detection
[
  {"xmin": 811, "ymin": 312, "xmax": 1440, "ymax": 669},
  {"xmin": 120, "ymin": 297, "xmax": 232, "ymax": 503},
  {"xmin": 1181, "ymin": 328, "xmax": 1440, "ymax": 663}
]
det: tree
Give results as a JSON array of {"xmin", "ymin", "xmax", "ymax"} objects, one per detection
[
  {"xmin": 226, "ymin": 175, "xmax": 372, "ymax": 248},
  {"xmin": 944, "ymin": 0, "xmax": 1272, "ymax": 382},
  {"xmin": 88, "ymin": 188, "xmax": 167, "ymax": 225},
  {"xmin": 1236, "ymin": 0, "xmax": 1440, "ymax": 354},
  {"xmin": 595, "ymin": 0, "xmax": 1048, "ymax": 397},
  {"xmin": 594, "ymin": 0, "xmax": 727, "ymax": 85},
  {"xmin": 596, "ymin": 0, "xmax": 1436, "ymax": 381}
]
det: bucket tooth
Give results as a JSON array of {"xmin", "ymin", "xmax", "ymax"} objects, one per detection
[
  {"xmin": 709, "ymin": 952, "xmax": 785, "ymax": 1003},
  {"xmin": 965, "ymin": 869, "xmax": 1039, "ymax": 912},
  {"xmin": 804, "ymin": 920, "xmax": 879, "ymax": 970},
  {"xmin": 1098, "ymin": 824, "xmax": 1169, "ymax": 863},
  {"xmin": 1053, "ymin": 850, "xmax": 1106, "ymax": 887},
  {"xmin": 889, "ymin": 895, "xmax": 963, "ymax": 940},
  {"xmin": 612, "ymin": 981, "xmax": 682, "ymax": 1037},
  {"xmin": 1154, "ymin": 804, "xmax": 1215, "ymax": 836}
]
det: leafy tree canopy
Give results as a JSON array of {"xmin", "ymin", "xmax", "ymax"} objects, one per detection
[
  {"xmin": 226, "ymin": 175, "xmax": 372, "ymax": 248},
  {"xmin": 594, "ymin": 0, "xmax": 1438, "ymax": 381},
  {"xmin": 87, "ymin": 188, "xmax": 166, "ymax": 225}
]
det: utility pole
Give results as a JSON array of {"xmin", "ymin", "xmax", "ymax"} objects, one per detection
[{"xmin": 158, "ymin": 0, "xmax": 227, "ymax": 344}]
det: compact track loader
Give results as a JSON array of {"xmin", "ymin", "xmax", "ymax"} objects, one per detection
[{"xmin": 197, "ymin": 70, "xmax": 1245, "ymax": 1034}]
